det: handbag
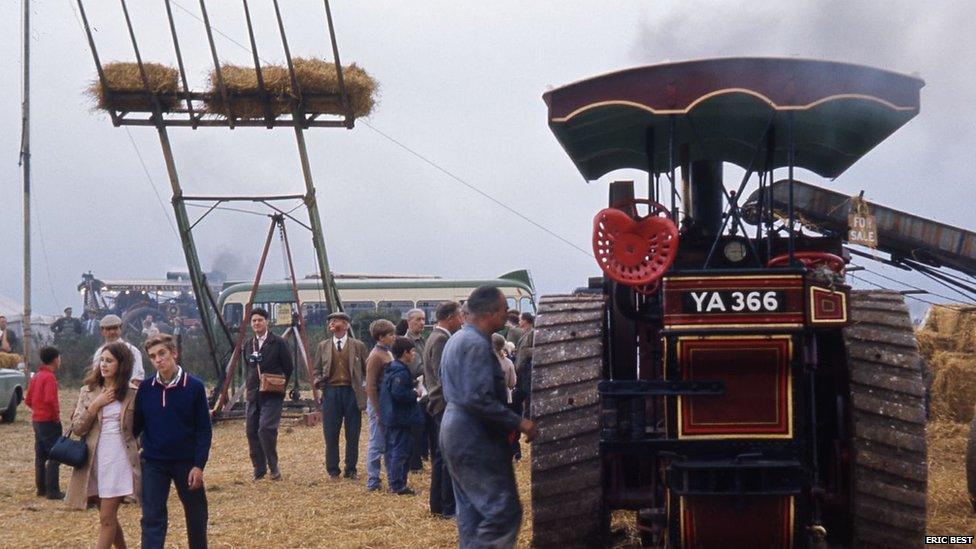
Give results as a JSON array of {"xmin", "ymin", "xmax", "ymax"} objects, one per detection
[
  {"xmin": 258, "ymin": 369, "xmax": 287, "ymax": 394},
  {"xmin": 254, "ymin": 338, "xmax": 287, "ymax": 395},
  {"xmin": 49, "ymin": 428, "xmax": 88, "ymax": 468}
]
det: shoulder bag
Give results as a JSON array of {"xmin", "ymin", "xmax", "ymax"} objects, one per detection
[
  {"xmin": 255, "ymin": 338, "xmax": 287, "ymax": 395},
  {"xmin": 49, "ymin": 428, "xmax": 88, "ymax": 468}
]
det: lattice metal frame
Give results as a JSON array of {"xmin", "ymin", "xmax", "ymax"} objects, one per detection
[{"xmin": 77, "ymin": 0, "xmax": 354, "ymax": 401}]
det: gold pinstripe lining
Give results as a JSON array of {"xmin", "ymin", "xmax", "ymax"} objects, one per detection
[
  {"xmin": 551, "ymin": 89, "xmax": 917, "ymax": 123},
  {"xmin": 676, "ymin": 335, "xmax": 794, "ymax": 440}
]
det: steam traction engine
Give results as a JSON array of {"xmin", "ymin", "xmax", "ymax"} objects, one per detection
[{"xmin": 530, "ymin": 59, "xmax": 927, "ymax": 548}]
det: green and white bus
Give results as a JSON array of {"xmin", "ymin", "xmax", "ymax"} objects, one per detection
[{"xmin": 217, "ymin": 270, "xmax": 537, "ymax": 327}]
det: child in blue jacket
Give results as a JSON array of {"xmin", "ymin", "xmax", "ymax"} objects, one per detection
[{"xmin": 380, "ymin": 336, "xmax": 425, "ymax": 494}]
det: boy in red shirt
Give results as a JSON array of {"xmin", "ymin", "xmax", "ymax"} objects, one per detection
[{"xmin": 24, "ymin": 346, "xmax": 63, "ymax": 499}]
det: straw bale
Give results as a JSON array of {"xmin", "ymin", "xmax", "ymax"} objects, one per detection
[
  {"xmin": 290, "ymin": 58, "xmax": 378, "ymax": 118},
  {"xmin": 204, "ymin": 58, "xmax": 377, "ymax": 119},
  {"xmin": 927, "ymin": 420, "xmax": 976, "ymax": 537},
  {"xmin": 88, "ymin": 62, "xmax": 179, "ymax": 112},
  {"xmin": 929, "ymin": 351, "xmax": 976, "ymax": 423},
  {"xmin": 204, "ymin": 64, "xmax": 291, "ymax": 119},
  {"xmin": 917, "ymin": 331, "xmax": 954, "ymax": 366},
  {"xmin": 929, "ymin": 417, "xmax": 970, "ymax": 442},
  {"xmin": 920, "ymin": 304, "xmax": 976, "ymax": 354}
]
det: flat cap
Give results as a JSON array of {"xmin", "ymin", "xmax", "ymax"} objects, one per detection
[
  {"xmin": 327, "ymin": 312, "xmax": 351, "ymax": 322},
  {"xmin": 99, "ymin": 314, "xmax": 123, "ymax": 328}
]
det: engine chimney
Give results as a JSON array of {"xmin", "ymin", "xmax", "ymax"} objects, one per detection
[{"xmin": 686, "ymin": 160, "xmax": 724, "ymax": 236}]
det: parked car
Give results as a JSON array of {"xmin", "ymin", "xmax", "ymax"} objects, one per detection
[{"xmin": 0, "ymin": 364, "xmax": 27, "ymax": 423}]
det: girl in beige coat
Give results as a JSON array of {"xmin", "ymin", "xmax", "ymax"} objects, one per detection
[{"xmin": 66, "ymin": 341, "xmax": 141, "ymax": 549}]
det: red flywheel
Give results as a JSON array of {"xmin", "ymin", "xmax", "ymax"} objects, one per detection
[{"xmin": 592, "ymin": 200, "xmax": 679, "ymax": 288}]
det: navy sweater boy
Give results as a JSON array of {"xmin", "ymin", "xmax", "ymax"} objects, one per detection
[
  {"xmin": 380, "ymin": 338, "xmax": 424, "ymax": 494},
  {"xmin": 134, "ymin": 367, "xmax": 212, "ymax": 469},
  {"xmin": 135, "ymin": 337, "xmax": 213, "ymax": 549}
]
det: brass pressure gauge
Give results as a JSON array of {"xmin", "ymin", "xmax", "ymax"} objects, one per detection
[{"xmin": 723, "ymin": 239, "xmax": 749, "ymax": 263}]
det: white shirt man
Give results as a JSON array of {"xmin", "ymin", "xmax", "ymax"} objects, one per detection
[
  {"xmin": 332, "ymin": 332, "xmax": 348, "ymax": 352},
  {"xmin": 91, "ymin": 314, "xmax": 146, "ymax": 383}
]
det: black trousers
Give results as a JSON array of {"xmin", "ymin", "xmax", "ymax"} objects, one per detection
[
  {"xmin": 321, "ymin": 385, "xmax": 361, "ymax": 477},
  {"xmin": 422, "ymin": 407, "xmax": 435, "ymax": 460},
  {"xmin": 245, "ymin": 392, "xmax": 284, "ymax": 476},
  {"xmin": 33, "ymin": 421, "xmax": 62, "ymax": 497},
  {"xmin": 514, "ymin": 370, "xmax": 531, "ymax": 419},
  {"xmin": 428, "ymin": 412, "xmax": 455, "ymax": 515},
  {"xmin": 141, "ymin": 459, "xmax": 208, "ymax": 549}
]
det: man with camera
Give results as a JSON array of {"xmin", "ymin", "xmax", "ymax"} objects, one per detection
[{"xmin": 244, "ymin": 308, "xmax": 293, "ymax": 481}]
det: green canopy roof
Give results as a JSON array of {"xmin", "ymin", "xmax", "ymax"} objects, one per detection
[{"xmin": 544, "ymin": 58, "xmax": 923, "ymax": 180}]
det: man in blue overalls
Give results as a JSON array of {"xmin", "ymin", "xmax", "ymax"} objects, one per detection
[{"xmin": 440, "ymin": 286, "xmax": 538, "ymax": 548}]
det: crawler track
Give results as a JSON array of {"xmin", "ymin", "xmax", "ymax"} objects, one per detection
[
  {"xmin": 530, "ymin": 294, "xmax": 606, "ymax": 548},
  {"xmin": 843, "ymin": 291, "xmax": 928, "ymax": 548}
]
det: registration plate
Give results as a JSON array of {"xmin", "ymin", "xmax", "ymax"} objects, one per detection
[{"xmin": 681, "ymin": 290, "xmax": 784, "ymax": 314}]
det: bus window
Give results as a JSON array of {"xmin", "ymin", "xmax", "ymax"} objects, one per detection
[
  {"xmin": 520, "ymin": 297, "xmax": 536, "ymax": 313},
  {"xmin": 417, "ymin": 300, "xmax": 442, "ymax": 324},
  {"xmin": 303, "ymin": 303, "xmax": 331, "ymax": 326},
  {"xmin": 506, "ymin": 297, "xmax": 517, "ymax": 310},
  {"xmin": 378, "ymin": 300, "xmax": 414, "ymax": 319},
  {"xmin": 343, "ymin": 301, "xmax": 377, "ymax": 318},
  {"xmin": 223, "ymin": 303, "xmax": 243, "ymax": 327}
]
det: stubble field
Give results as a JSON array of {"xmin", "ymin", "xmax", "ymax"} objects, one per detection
[
  {"xmin": 0, "ymin": 390, "xmax": 971, "ymax": 548},
  {"xmin": 0, "ymin": 390, "xmax": 531, "ymax": 548}
]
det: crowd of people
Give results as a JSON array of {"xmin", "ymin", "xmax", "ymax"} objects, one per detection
[{"xmin": 22, "ymin": 285, "xmax": 537, "ymax": 548}]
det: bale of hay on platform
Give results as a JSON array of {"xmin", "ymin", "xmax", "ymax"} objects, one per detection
[
  {"xmin": 929, "ymin": 351, "xmax": 976, "ymax": 423},
  {"xmin": 203, "ymin": 59, "xmax": 377, "ymax": 119},
  {"xmin": 289, "ymin": 58, "xmax": 377, "ymax": 118},
  {"xmin": 89, "ymin": 62, "xmax": 179, "ymax": 112},
  {"xmin": 204, "ymin": 64, "xmax": 290, "ymax": 119}
]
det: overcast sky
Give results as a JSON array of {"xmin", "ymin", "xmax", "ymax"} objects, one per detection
[{"xmin": 1, "ymin": 1, "xmax": 974, "ymax": 317}]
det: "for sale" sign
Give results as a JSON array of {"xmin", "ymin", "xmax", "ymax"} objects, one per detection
[{"xmin": 848, "ymin": 211, "xmax": 878, "ymax": 248}]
